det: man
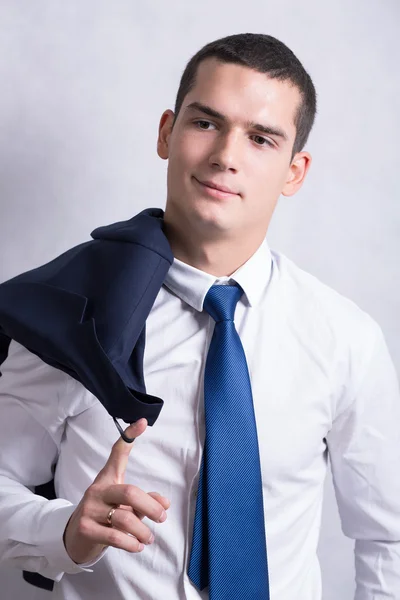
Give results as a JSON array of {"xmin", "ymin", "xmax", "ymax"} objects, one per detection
[{"xmin": 0, "ymin": 32, "xmax": 399, "ymax": 600}]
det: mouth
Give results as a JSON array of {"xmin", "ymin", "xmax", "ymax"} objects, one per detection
[{"xmin": 192, "ymin": 177, "xmax": 239, "ymax": 200}]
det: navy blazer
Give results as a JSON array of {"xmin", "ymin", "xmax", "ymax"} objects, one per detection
[
  {"xmin": 0, "ymin": 207, "xmax": 174, "ymax": 431},
  {"xmin": 0, "ymin": 207, "xmax": 174, "ymax": 590}
]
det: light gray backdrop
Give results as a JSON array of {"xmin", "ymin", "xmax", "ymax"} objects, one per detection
[{"xmin": 0, "ymin": 1, "xmax": 399, "ymax": 599}]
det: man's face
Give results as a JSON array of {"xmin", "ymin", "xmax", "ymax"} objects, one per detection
[{"xmin": 158, "ymin": 58, "xmax": 310, "ymax": 240}]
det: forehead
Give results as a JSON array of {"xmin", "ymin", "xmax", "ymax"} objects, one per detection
[{"xmin": 183, "ymin": 58, "xmax": 301, "ymax": 136}]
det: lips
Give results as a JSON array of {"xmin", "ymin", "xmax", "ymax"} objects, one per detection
[{"xmin": 194, "ymin": 177, "xmax": 239, "ymax": 195}]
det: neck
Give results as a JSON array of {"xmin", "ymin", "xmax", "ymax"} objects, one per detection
[{"xmin": 163, "ymin": 216, "xmax": 265, "ymax": 278}]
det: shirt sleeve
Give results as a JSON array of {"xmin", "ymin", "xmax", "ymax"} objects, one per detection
[
  {"xmin": 0, "ymin": 340, "xmax": 107, "ymax": 582},
  {"xmin": 326, "ymin": 322, "xmax": 400, "ymax": 599}
]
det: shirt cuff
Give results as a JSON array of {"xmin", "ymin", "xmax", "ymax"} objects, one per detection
[{"xmin": 38, "ymin": 503, "xmax": 108, "ymax": 581}]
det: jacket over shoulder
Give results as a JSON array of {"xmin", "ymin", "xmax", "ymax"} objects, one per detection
[{"xmin": 0, "ymin": 207, "xmax": 174, "ymax": 427}]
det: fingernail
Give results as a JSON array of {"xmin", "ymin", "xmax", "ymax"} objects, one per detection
[
  {"xmin": 138, "ymin": 543, "xmax": 145, "ymax": 551},
  {"xmin": 148, "ymin": 533, "xmax": 155, "ymax": 544},
  {"xmin": 158, "ymin": 510, "xmax": 167, "ymax": 523}
]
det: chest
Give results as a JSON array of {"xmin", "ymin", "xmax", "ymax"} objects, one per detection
[{"xmin": 57, "ymin": 292, "xmax": 334, "ymax": 502}]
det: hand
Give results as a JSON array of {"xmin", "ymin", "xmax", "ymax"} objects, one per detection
[{"xmin": 63, "ymin": 418, "xmax": 170, "ymax": 564}]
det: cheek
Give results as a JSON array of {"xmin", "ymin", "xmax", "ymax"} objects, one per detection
[
  {"xmin": 167, "ymin": 142, "xmax": 196, "ymax": 192},
  {"xmin": 169, "ymin": 139, "xmax": 209, "ymax": 189},
  {"xmin": 261, "ymin": 158, "xmax": 290, "ymax": 187},
  {"xmin": 246, "ymin": 163, "xmax": 289, "ymax": 203},
  {"xmin": 181, "ymin": 132, "xmax": 208, "ymax": 164},
  {"xmin": 169, "ymin": 136, "xmax": 197, "ymax": 172}
]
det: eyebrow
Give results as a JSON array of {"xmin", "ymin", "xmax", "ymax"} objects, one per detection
[{"xmin": 185, "ymin": 101, "xmax": 289, "ymax": 142}]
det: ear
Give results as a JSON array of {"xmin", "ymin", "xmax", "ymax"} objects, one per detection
[
  {"xmin": 281, "ymin": 151, "xmax": 312, "ymax": 196},
  {"xmin": 157, "ymin": 110, "xmax": 175, "ymax": 160}
]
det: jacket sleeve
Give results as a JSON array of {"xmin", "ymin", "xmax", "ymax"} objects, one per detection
[
  {"xmin": 326, "ymin": 323, "xmax": 400, "ymax": 599},
  {"xmin": 0, "ymin": 340, "xmax": 106, "ymax": 581}
]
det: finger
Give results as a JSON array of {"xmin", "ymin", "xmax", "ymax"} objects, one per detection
[
  {"xmin": 133, "ymin": 493, "xmax": 171, "ymax": 520},
  {"xmin": 103, "ymin": 485, "xmax": 167, "ymax": 524},
  {"xmin": 115, "ymin": 496, "xmax": 169, "ymax": 520},
  {"xmin": 148, "ymin": 492, "xmax": 171, "ymax": 510},
  {"xmin": 81, "ymin": 519, "xmax": 146, "ymax": 553},
  {"xmin": 104, "ymin": 508, "xmax": 155, "ymax": 545},
  {"xmin": 94, "ymin": 419, "xmax": 148, "ymax": 484}
]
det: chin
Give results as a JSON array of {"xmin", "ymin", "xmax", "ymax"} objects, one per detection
[
  {"xmin": 190, "ymin": 202, "xmax": 236, "ymax": 233},
  {"xmin": 167, "ymin": 190, "xmax": 236, "ymax": 234}
]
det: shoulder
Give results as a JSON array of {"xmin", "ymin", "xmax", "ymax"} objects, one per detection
[
  {"xmin": 269, "ymin": 249, "xmax": 382, "ymax": 361},
  {"xmin": 268, "ymin": 250, "xmax": 387, "ymax": 415}
]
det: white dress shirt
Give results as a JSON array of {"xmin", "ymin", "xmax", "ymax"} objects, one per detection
[{"xmin": 0, "ymin": 238, "xmax": 399, "ymax": 600}]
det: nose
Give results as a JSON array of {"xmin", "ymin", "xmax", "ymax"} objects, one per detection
[{"xmin": 208, "ymin": 130, "xmax": 240, "ymax": 172}]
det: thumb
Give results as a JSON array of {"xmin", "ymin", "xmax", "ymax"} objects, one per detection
[{"xmin": 94, "ymin": 418, "xmax": 148, "ymax": 484}]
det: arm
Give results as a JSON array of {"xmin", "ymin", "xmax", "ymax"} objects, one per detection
[
  {"xmin": 326, "ymin": 323, "xmax": 400, "ymax": 599},
  {"xmin": 0, "ymin": 340, "xmax": 104, "ymax": 581}
]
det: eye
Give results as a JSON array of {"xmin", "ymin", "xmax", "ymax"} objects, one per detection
[
  {"xmin": 193, "ymin": 119, "xmax": 216, "ymax": 130},
  {"xmin": 251, "ymin": 135, "xmax": 274, "ymax": 148}
]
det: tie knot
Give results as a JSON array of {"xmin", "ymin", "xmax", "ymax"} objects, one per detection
[{"xmin": 203, "ymin": 284, "xmax": 243, "ymax": 323}]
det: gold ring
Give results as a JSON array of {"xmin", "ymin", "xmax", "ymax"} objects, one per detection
[{"xmin": 106, "ymin": 505, "xmax": 119, "ymax": 527}]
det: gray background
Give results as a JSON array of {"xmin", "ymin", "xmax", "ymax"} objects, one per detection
[{"xmin": 0, "ymin": 1, "xmax": 399, "ymax": 598}]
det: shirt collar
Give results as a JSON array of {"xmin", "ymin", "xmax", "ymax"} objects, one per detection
[{"xmin": 163, "ymin": 238, "xmax": 273, "ymax": 312}]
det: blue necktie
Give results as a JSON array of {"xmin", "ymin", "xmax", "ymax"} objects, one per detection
[{"xmin": 188, "ymin": 283, "xmax": 270, "ymax": 599}]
